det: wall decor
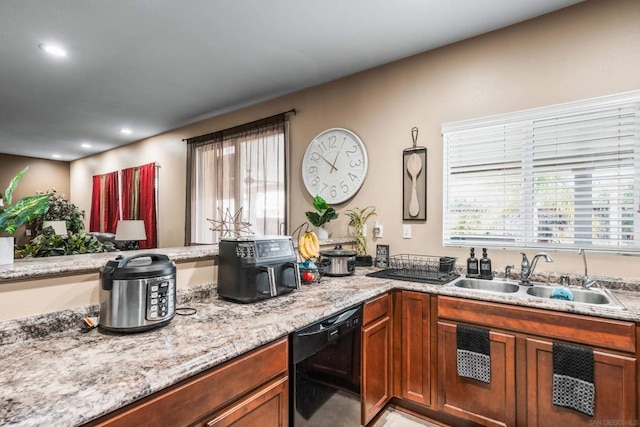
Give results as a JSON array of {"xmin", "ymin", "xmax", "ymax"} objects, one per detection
[
  {"xmin": 301, "ymin": 128, "xmax": 368, "ymax": 204},
  {"xmin": 375, "ymin": 244, "xmax": 390, "ymax": 268},
  {"xmin": 403, "ymin": 127, "xmax": 427, "ymax": 220}
]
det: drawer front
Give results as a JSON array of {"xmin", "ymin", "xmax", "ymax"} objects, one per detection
[
  {"xmin": 91, "ymin": 338, "xmax": 288, "ymax": 427},
  {"xmin": 438, "ymin": 296, "xmax": 635, "ymax": 353},
  {"xmin": 363, "ymin": 293, "xmax": 391, "ymax": 325}
]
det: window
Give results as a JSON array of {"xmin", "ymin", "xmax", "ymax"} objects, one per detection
[
  {"xmin": 443, "ymin": 91, "xmax": 640, "ymax": 253},
  {"xmin": 186, "ymin": 114, "xmax": 288, "ymax": 244}
]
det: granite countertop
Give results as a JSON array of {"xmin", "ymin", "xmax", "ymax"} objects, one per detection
[
  {"xmin": 0, "ymin": 237, "xmax": 354, "ymax": 282},
  {"xmin": 2, "ymin": 269, "xmax": 640, "ymax": 426}
]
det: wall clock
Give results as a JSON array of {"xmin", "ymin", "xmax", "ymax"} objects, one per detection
[{"xmin": 301, "ymin": 128, "xmax": 368, "ymax": 204}]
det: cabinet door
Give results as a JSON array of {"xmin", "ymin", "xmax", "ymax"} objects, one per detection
[
  {"xmin": 203, "ymin": 376, "xmax": 288, "ymax": 427},
  {"xmin": 400, "ymin": 291, "xmax": 431, "ymax": 407},
  {"xmin": 437, "ymin": 321, "xmax": 517, "ymax": 427},
  {"xmin": 361, "ymin": 315, "xmax": 391, "ymax": 425},
  {"xmin": 526, "ymin": 338, "xmax": 636, "ymax": 427}
]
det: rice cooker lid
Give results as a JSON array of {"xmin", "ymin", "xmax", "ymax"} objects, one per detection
[
  {"xmin": 103, "ymin": 253, "xmax": 176, "ymax": 279},
  {"xmin": 320, "ymin": 244, "xmax": 356, "ymax": 257}
]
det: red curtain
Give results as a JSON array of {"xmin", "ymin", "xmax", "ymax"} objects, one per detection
[
  {"xmin": 138, "ymin": 163, "xmax": 157, "ymax": 249},
  {"xmin": 89, "ymin": 175, "xmax": 102, "ymax": 232},
  {"xmin": 103, "ymin": 171, "xmax": 120, "ymax": 234},
  {"xmin": 120, "ymin": 167, "xmax": 134, "ymax": 220}
]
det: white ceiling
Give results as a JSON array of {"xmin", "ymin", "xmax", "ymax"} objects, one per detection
[{"xmin": 0, "ymin": 0, "xmax": 584, "ymax": 161}]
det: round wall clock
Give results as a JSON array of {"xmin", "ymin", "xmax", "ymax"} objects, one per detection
[{"xmin": 302, "ymin": 128, "xmax": 368, "ymax": 204}]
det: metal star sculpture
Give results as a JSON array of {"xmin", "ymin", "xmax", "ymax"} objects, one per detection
[{"xmin": 207, "ymin": 207, "xmax": 254, "ymax": 237}]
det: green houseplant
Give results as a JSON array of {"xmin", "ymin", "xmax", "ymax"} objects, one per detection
[
  {"xmin": 16, "ymin": 227, "xmax": 115, "ymax": 258},
  {"xmin": 0, "ymin": 167, "xmax": 51, "ymax": 265},
  {"xmin": 345, "ymin": 206, "xmax": 376, "ymax": 265},
  {"xmin": 33, "ymin": 190, "xmax": 86, "ymax": 235},
  {"xmin": 305, "ymin": 195, "xmax": 338, "ymax": 238}
]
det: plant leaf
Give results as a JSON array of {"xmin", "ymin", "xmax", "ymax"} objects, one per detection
[{"xmin": 3, "ymin": 166, "xmax": 29, "ymax": 206}]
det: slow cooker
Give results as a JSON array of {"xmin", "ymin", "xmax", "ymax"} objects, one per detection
[
  {"xmin": 318, "ymin": 244, "xmax": 356, "ymax": 276},
  {"xmin": 99, "ymin": 253, "xmax": 176, "ymax": 333}
]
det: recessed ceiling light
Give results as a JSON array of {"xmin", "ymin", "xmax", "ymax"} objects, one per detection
[
  {"xmin": 120, "ymin": 128, "xmax": 132, "ymax": 135},
  {"xmin": 52, "ymin": 154, "xmax": 62, "ymax": 159},
  {"xmin": 39, "ymin": 44, "xmax": 67, "ymax": 57},
  {"xmin": 81, "ymin": 143, "xmax": 91, "ymax": 148}
]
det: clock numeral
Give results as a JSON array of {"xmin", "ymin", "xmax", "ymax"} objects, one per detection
[
  {"xmin": 311, "ymin": 176, "xmax": 320, "ymax": 187},
  {"xmin": 307, "ymin": 165, "xmax": 318, "ymax": 174},
  {"xmin": 349, "ymin": 158, "xmax": 362, "ymax": 168},
  {"xmin": 348, "ymin": 172, "xmax": 359, "ymax": 182},
  {"xmin": 340, "ymin": 181, "xmax": 349, "ymax": 194},
  {"xmin": 330, "ymin": 186, "xmax": 337, "ymax": 198},
  {"xmin": 321, "ymin": 184, "xmax": 328, "ymax": 194},
  {"xmin": 346, "ymin": 145, "xmax": 358, "ymax": 157},
  {"xmin": 329, "ymin": 135, "xmax": 337, "ymax": 149},
  {"xmin": 310, "ymin": 152, "xmax": 321, "ymax": 162}
]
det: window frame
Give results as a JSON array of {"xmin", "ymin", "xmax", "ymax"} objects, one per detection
[{"xmin": 442, "ymin": 90, "xmax": 640, "ymax": 254}]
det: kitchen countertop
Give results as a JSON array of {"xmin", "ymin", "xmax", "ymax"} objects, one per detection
[
  {"xmin": 0, "ymin": 237, "xmax": 354, "ymax": 282},
  {"xmin": 2, "ymin": 268, "xmax": 640, "ymax": 426}
]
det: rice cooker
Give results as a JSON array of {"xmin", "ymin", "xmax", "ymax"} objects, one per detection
[
  {"xmin": 318, "ymin": 244, "xmax": 356, "ymax": 277},
  {"xmin": 99, "ymin": 253, "xmax": 176, "ymax": 333}
]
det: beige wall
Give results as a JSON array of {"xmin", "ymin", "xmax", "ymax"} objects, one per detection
[
  {"xmin": 72, "ymin": 0, "xmax": 640, "ymax": 280},
  {"xmin": 0, "ymin": 154, "xmax": 70, "ymax": 245}
]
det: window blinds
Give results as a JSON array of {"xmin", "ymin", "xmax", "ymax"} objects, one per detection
[{"xmin": 443, "ymin": 91, "xmax": 640, "ymax": 253}]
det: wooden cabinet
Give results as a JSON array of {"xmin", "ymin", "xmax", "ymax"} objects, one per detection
[
  {"xmin": 437, "ymin": 320, "xmax": 517, "ymax": 427},
  {"xmin": 87, "ymin": 338, "xmax": 288, "ymax": 427},
  {"xmin": 399, "ymin": 291, "xmax": 432, "ymax": 407},
  {"xmin": 525, "ymin": 337, "xmax": 636, "ymax": 427},
  {"xmin": 438, "ymin": 296, "xmax": 637, "ymax": 426},
  {"xmin": 201, "ymin": 376, "xmax": 288, "ymax": 427},
  {"xmin": 361, "ymin": 293, "xmax": 392, "ymax": 425}
]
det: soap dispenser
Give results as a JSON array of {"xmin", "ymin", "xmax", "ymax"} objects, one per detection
[
  {"xmin": 479, "ymin": 248, "xmax": 493, "ymax": 280},
  {"xmin": 466, "ymin": 248, "xmax": 479, "ymax": 278}
]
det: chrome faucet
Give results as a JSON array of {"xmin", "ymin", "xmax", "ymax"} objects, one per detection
[
  {"xmin": 520, "ymin": 252, "xmax": 554, "ymax": 285},
  {"xmin": 505, "ymin": 264, "xmax": 514, "ymax": 281},
  {"xmin": 579, "ymin": 249, "xmax": 597, "ymax": 289}
]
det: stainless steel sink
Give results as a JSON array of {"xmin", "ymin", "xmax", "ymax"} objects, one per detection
[
  {"xmin": 454, "ymin": 278, "xmax": 520, "ymax": 293},
  {"xmin": 449, "ymin": 277, "xmax": 626, "ymax": 310},
  {"xmin": 525, "ymin": 285, "xmax": 625, "ymax": 308}
]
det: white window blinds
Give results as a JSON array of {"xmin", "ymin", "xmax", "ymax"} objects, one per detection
[{"xmin": 443, "ymin": 91, "xmax": 640, "ymax": 253}]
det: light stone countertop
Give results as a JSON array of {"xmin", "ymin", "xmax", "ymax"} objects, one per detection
[
  {"xmin": 0, "ymin": 237, "xmax": 354, "ymax": 282},
  {"xmin": 1, "ymin": 268, "xmax": 640, "ymax": 427}
]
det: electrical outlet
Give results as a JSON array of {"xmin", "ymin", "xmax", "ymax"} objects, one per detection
[
  {"xmin": 402, "ymin": 224, "xmax": 411, "ymax": 239},
  {"xmin": 373, "ymin": 221, "xmax": 383, "ymax": 238}
]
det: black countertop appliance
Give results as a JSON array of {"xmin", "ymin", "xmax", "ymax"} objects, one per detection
[{"xmin": 217, "ymin": 235, "xmax": 301, "ymax": 303}]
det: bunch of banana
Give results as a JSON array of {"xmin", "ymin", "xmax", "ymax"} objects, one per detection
[{"xmin": 298, "ymin": 231, "xmax": 320, "ymax": 260}]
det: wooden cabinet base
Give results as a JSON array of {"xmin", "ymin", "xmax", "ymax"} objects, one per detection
[
  {"xmin": 437, "ymin": 321, "xmax": 517, "ymax": 427},
  {"xmin": 202, "ymin": 376, "xmax": 288, "ymax": 427}
]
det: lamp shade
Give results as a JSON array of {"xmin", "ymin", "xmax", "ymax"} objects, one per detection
[
  {"xmin": 43, "ymin": 220, "xmax": 68, "ymax": 236},
  {"xmin": 115, "ymin": 220, "xmax": 147, "ymax": 241}
]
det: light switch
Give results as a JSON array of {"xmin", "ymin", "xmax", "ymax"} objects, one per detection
[{"xmin": 402, "ymin": 224, "xmax": 411, "ymax": 239}]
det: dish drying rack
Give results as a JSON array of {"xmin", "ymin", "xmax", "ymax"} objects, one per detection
[{"xmin": 385, "ymin": 254, "xmax": 458, "ymax": 282}]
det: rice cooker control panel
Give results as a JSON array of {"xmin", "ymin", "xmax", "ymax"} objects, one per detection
[{"xmin": 146, "ymin": 275, "xmax": 176, "ymax": 320}]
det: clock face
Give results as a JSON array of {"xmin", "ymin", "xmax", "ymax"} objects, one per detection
[{"xmin": 302, "ymin": 128, "xmax": 368, "ymax": 204}]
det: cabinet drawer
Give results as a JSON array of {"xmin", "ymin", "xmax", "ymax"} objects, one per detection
[
  {"xmin": 364, "ymin": 293, "xmax": 391, "ymax": 325},
  {"xmin": 438, "ymin": 296, "xmax": 635, "ymax": 353},
  {"xmin": 90, "ymin": 338, "xmax": 288, "ymax": 427}
]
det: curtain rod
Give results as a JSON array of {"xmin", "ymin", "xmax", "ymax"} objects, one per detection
[{"xmin": 182, "ymin": 108, "xmax": 296, "ymax": 143}]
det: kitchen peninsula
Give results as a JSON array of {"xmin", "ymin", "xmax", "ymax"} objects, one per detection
[{"xmin": 2, "ymin": 265, "xmax": 640, "ymax": 426}]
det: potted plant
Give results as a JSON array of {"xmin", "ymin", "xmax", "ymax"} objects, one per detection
[
  {"xmin": 16, "ymin": 227, "xmax": 115, "ymax": 258},
  {"xmin": 305, "ymin": 195, "xmax": 338, "ymax": 239},
  {"xmin": 345, "ymin": 206, "xmax": 376, "ymax": 266},
  {"xmin": 32, "ymin": 190, "xmax": 86, "ymax": 235},
  {"xmin": 0, "ymin": 167, "xmax": 51, "ymax": 265}
]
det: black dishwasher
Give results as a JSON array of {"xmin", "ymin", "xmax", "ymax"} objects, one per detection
[{"xmin": 290, "ymin": 304, "xmax": 362, "ymax": 427}]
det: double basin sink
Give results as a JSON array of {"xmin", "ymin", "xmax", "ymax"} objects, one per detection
[{"xmin": 448, "ymin": 277, "xmax": 626, "ymax": 310}]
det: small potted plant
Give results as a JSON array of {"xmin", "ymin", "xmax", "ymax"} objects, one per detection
[
  {"xmin": 0, "ymin": 167, "xmax": 51, "ymax": 265},
  {"xmin": 345, "ymin": 206, "xmax": 376, "ymax": 266},
  {"xmin": 305, "ymin": 195, "xmax": 338, "ymax": 239}
]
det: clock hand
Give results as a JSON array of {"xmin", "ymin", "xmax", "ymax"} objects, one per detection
[
  {"xmin": 317, "ymin": 153, "xmax": 338, "ymax": 172},
  {"xmin": 329, "ymin": 152, "xmax": 340, "ymax": 173}
]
